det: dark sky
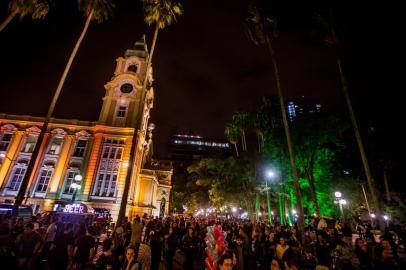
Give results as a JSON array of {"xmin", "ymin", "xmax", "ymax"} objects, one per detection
[{"xmin": 0, "ymin": 0, "xmax": 400, "ymax": 160}]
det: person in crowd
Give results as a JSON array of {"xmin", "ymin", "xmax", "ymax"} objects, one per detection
[
  {"xmin": 16, "ymin": 222, "xmax": 43, "ymax": 270},
  {"xmin": 218, "ymin": 253, "xmax": 234, "ymax": 270},
  {"xmin": 72, "ymin": 226, "xmax": 97, "ymax": 269},
  {"xmin": 122, "ymin": 245, "xmax": 139, "ymax": 270},
  {"xmin": 50, "ymin": 222, "xmax": 74, "ymax": 270},
  {"xmin": 95, "ymin": 238, "xmax": 114, "ymax": 270}
]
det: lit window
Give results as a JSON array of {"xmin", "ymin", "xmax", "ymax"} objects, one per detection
[
  {"xmin": 48, "ymin": 137, "xmax": 63, "ymax": 155},
  {"xmin": 73, "ymin": 139, "xmax": 87, "ymax": 157},
  {"xmin": 63, "ymin": 171, "xmax": 80, "ymax": 194},
  {"xmin": 117, "ymin": 106, "xmax": 127, "ymax": 118},
  {"xmin": 0, "ymin": 133, "xmax": 12, "ymax": 151},
  {"xmin": 22, "ymin": 135, "xmax": 37, "ymax": 153},
  {"xmin": 93, "ymin": 139, "xmax": 124, "ymax": 197},
  {"xmin": 8, "ymin": 166, "xmax": 26, "ymax": 191},
  {"xmin": 35, "ymin": 166, "xmax": 54, "ymax": 192}
]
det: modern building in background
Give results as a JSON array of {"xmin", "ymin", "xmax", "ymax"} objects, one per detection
[
  {"xmin": 0, "ymin": 36, "xmax": 172, "ymax": 220},
  {"xmin": 287, "ymin": 96, "xmax": 321, "ymax": 121},
  {"xmin": 168, "ymin": 133, "xmax": 230, "ymax": 162}
]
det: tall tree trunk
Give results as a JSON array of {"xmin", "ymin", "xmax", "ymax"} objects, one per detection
[
  {"xmin": 118, "ymin": 25, "xmax": 159, "ymax": 224},
  {"xmin": 0, "ymin": 9, "xmax": 18, "ymax": 32},
  {"xmin": 15, "ymin": 10, "xmax": 95, "ymax": 205},
  {"xmin": 307, "ymin": 170, "xmax": 320, "ymax": 216},
  {"xmin": 306, "ymin": 158, "xmax": 320, "ymax": 216},
  {"xmin": 241, "ymin": 130, "xmax": 247, "ymax": 151},
  {"xmin": 383, "ymin": 167, "xmax": 390, "ymax": 202},
  {"xmin": 256, "ymin": 132, "xmax": 264, "ymax": 153},
  {"xmin": 336, "ymin": 56, "xmax": 384, "ymax": 229},
  {"xmin": 266, "ymin": 36, "xmax": 304, "ymax": 231},
  {"xmin": 233, "ymin": 143, "xmax": 239, "ymax": 157}
]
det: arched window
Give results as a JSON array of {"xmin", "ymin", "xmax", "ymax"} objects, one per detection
[
  {"xmin": 92, "ymin": 139, "xmax": 124, "ymax": 198},
  {"xmin": 5, "ymin": 158, "xmax": 29, "ymax": 193},
  {"xmin": 127, "ymin": 64, "xmax": 138, "ymax": 73},
  {"xmin": 35, "ymin": 160, "xmax": 55, "ymax": 194},
  {"xmin": 0, "ymin": 124, "xmax": 16, "ymax": 151}
]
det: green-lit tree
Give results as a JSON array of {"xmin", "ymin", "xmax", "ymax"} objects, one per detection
[
  {"xmin": 118, "ymin": 0, "xmax": 183, "ymax": 223},
  {"xmin": 15, "ymin": 0, "xmax": 114, "ymax": 205},
  {"xmin": 188, "ymin": 156, "xmax": 258, "ymax": 219},
  {"xmin": 292, "ymin": 115, "xmax": 346, "ymax": 217},
  {"xmin": 0, "ymin": 0, "xmax": 50, "ymax": 32}
]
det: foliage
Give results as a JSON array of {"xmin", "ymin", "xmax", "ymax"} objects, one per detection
[
  {"xmin": 8, "ymin": 0, "xmax": 51, "ymax": 19},
  {"xmin": 141, "ymin": 0, "xmax": 183, "ymax": 29},
  {"xmin": 77, "ymin": 0, "xmax": 115, "ymax": 23}
]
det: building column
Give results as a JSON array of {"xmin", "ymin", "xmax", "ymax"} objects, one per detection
[
  {"xmin": 83, "ymin": 133, "xmax": 103, "ymax": 197},
  {"xmin": 48, "ymin": 135, "xmax": 75, "ymax": 197},
  {"xmin": 27, "ymin": 133, "xmax": 51, "ymax": 196},
  {"xmin": 0, "ymin": 131, "xmax": 24, "ymax": 188}
]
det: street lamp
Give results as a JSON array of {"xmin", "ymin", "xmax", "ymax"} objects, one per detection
[
  {"xmin": 334, "ymin": 191, "xmax": 346, "ymax": 222},
  {"xmin": 265, "ymin": 169, "xmax": 276, "ymax": 224},
  {"xmin": 383, "ymin": 215, "xmax": 390, "ymax": 227},
  {"xmin": 70, "ymin": 174, "xmax": 82, "ymax": 202},
  {"xmin": 0, "ymin": 153, "xmax": 15, "ymax": 162}
]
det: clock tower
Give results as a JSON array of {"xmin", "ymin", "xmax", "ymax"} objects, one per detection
[{"xmin": 99, "ymin": 36, "xmax": 153, "ymax": 129}]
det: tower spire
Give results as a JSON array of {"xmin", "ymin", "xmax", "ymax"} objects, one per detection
[{"xmin": 125, "ymin": 35, "xmax": 149, "ymax": 59}]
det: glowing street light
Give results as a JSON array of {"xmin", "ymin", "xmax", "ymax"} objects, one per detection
[
  {"xmin": 70, "ymin": 174, "xmax": 83, "ymax": 202},
  {"xmin": 339, "ymin": 199, "xmax": 347, "ymax": 205},
  {"xmin": 232, "ymin": 207, "xmax": 237, "ymax": 213},
  {"xmin": 370, "ymin": 213, "xmax": 376, "ymax": 218},
  {"xmin": 334, "ymin": 191, "xmax": 342, "ymax": 198},
  {"xmin": 265, "ymin": 169, "xmax": 276, "ymax": 224}
]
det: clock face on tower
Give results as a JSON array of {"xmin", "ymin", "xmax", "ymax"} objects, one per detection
[{"xmin": 120, "ymin": 83, "xmax": 133, "ymax": 94}]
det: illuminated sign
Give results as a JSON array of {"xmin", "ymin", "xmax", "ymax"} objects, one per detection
[{"xmin": 63, "ymin": 203, "xmax": 86, "ymax": 214}]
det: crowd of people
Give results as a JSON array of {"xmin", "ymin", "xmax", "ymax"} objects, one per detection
[{"xmin": 0, "ymin": 212, "xmax": 405, "ymax": 270}]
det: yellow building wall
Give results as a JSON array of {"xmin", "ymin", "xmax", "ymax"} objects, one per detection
[
  {"xmin": 49, "ymin": 135, "xmax": 75, "ymax": 193},
  {"xmin": 0, "ymin": 131, "xmax": 24, "ymax": 187},
  {"xmin": 83, "ymin": 133, "xmax": 103, "ymax": 196}
]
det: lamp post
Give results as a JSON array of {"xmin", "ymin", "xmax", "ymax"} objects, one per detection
[
  {"xmin": 0, "ymin": 153, "xmax": 16, "ymax": 163},
  {"xmin": 334, "ymin": 191, "xmax": 347, "ymax": 222},
  {"xmin": 266, "ymin": 170, "xmax": 275, "ymax": 224},
  {"xmin": 70, "ymin": 174, "xmax": 82, "ymax": 202}
]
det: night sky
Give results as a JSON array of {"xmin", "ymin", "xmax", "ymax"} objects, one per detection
[{"xmin": 0, "ymin": 0, "xmax": 400, "ymax": 164}]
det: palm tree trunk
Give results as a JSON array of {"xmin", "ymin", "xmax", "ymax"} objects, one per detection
[
  {"xmin": 15, "ymin": 10, "xmax": 94, "ymax": 205},
  {"xmin": 241, "ymin": 130, "xmax": 247, "ymax": 151},
  {"xmin": 337, "ymin": 56, "xmax": 384, "ymax": 229},
  {"xmin": 118, "ymin": 25, "xmax": 160, "ymax": 224},
  {"xmin": 233, "ymin": 143, "xmax": 239, "ymax": 157},
  {"xmin": 0, "ymin": 9, "xmax": 18, "ymax": 32},
  {"xmin": 266, "ymin": 36, "xmax": 305, "ymax": 231},
  {"xmin": 48, "ymin": 9, "xmax": 94, "ymax": 120},
  {"xmin": 383, "ymin": 168, "xmax": 390, "ymax": 202},
  {"xmin": 306, "ymin": 162, "xmax": 320, "ymax": 216}
]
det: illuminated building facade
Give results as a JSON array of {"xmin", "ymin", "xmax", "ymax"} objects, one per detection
[
  {"xmin": 0, "ymin": 37, "xmax": 172, "ymax": 220},
  {"xmin": 168, "ymin": 133, "xmax": 230, "ymax": 161}
]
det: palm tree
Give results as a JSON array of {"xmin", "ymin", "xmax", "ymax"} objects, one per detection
[
  {"xmin": 245, "ymin": 2, "xmax": 305, "ymax": 231},
  {"xmin": 225, "ymin": 122, "xmax": 240, "ymax": 157},
  {"xmin": 315, "ymin": 9, "xmax": 384, "ymax": 229},
  {"xmin": 232, "ymin": 110, "xmax": 250, "ymax": 152},
  {"xmin": 117, "ymin": 0, "xmax": 183, "ymax": 224},
  {"xmin": 0, "ymin": 0, "xmax": 50, "ymax": 32},
  {"xmin": 15, "ymin": 0, "xmax": 114, "ymax": 205}
]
